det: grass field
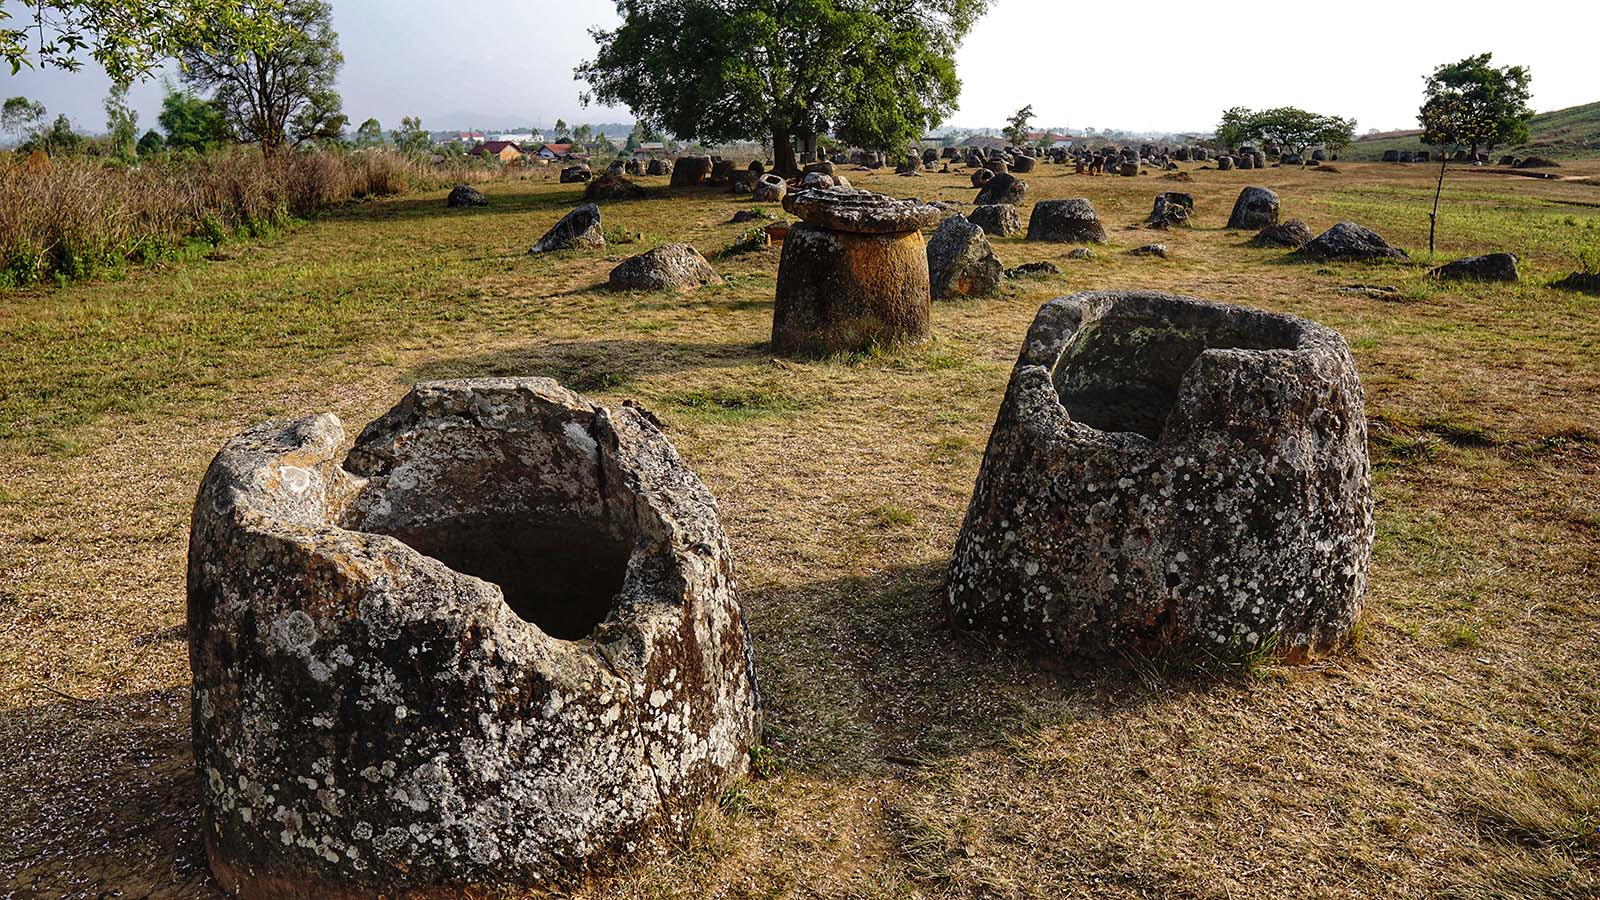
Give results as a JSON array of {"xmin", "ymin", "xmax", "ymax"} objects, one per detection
[
  {"xmin": 1, "ymin": 157, "xmax": 1598, "ymax": 899},
  {"xmin": 1346, "ymin": 99, "xmax": 1600, "ymax": 161}
]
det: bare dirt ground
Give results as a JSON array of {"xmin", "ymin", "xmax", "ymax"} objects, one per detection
[{"xmin": 1, "ymin": 158, "xmax": 1597, "ymax": 899}]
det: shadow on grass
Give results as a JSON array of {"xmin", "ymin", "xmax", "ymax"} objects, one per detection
[
  {"xmin": 0, "ymin": 686, "xmax": 210, "ymax": 896},
  {"xmin": 406, "ymin": 337, "xmax": 771, "ymax": 390},
  {"xmin": 744, "ymin": 560, "xmax": 1269, "ymax": 779},
  {"xmin": 329, "ymin": 182, "xmax": 736, "ymax": 227}
]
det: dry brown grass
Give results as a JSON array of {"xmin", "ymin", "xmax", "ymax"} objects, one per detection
[
  {"xmin": 0, "ymin": 158, "xmax": 1597, "ymax": 899},
  {"xmin": 0, "ymin": 148, "xmax": 523, "ymax": 287}
]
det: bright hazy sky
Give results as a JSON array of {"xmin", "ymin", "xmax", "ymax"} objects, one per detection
[{"xmin": 3, "ymin": 0, "xmax": 1593, "ymax": 138}]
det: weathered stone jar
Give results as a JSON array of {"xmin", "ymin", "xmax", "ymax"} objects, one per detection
[
  {"xmin": 948, "ymin": 291, "xmax": 1373, "ymax": 659},
  {"xmin": 771, "ymin": 188, "xmax": 941, "ymax": 356},
  {"xmin": 188, "ymin": 378, "xmax": 760, "ymax": 896}
]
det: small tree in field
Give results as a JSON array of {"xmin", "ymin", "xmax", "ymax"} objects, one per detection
[
  {"xmin": 180, "ymin": 0, "xmax": 344, "ymax": 153},
  {"xmin": 1419, "ymin": 53, "xmax": 1532, "ymax": 254},
  {"xmin": 2, "ymin": 96, "xmax": 46, "ymax": 144},
  {"xmin": 1214, "ymin": 106, "xmax": 1354, "ymax": 157},
  {"xmin": 390, "ymin": 116, "xmax": 428, "ymax": 154},
  {"xmin": 354, "ymin": 117, "xmax": 384, "ymax": 147},
  {"xmin": 1004, "ymin": 104, "xmax": 1033, "ymax": 147}
]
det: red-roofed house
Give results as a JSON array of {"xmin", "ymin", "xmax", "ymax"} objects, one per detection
[
  {"xmin": 536, "ymin": 143, "xmax": 574, "ymax": 160},
  {"xmin": 471, "ymin": 140, "xmax": 523, "ymax": 162}
]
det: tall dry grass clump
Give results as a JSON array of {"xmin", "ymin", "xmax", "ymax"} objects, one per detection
[{"xmin": 0, "ymin": 148, "xmax": 497, "ymax": 287}]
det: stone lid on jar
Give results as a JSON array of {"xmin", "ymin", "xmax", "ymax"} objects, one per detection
[{"xmin": 782, "ymin": 187, "xmax": 942, "ymax": 234}]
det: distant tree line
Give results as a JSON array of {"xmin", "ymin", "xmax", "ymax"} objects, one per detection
[{"xmin": 1214, "ymin": 106, "xmax": 1356, "ymax": 156}]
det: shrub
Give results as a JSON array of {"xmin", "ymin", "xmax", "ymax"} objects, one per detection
[{"xmin": 0, "ymin": 147, "xmax": 509, "ymax": 288}]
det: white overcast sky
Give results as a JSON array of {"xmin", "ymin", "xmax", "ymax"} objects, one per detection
[{"xmin": 2, "ymin": 0, "xmax": 1593, "ymax": 136}]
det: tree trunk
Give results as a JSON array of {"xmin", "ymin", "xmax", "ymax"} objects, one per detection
[
  {"xmin": 772, "ymin": 127, "xmax": 798, "ymax": 177},
  {"xmin": 1429, "ymin": 153, "xmax": 1448, "ymax": 256}
]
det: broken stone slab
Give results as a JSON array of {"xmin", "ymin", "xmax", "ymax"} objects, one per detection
[
  {"xmin": 947, "ymin": 291, "xmax": 1373, "ymax": 660},
  {"xmin": 560, "ymin": 164, "xmax": 593, "ymax": 184},
  {"xmin": 1294, "ymin": 221, "xmax": 1408, "ymax": 262},
  {"xmin": 530, "ymin": 204, "xmax": 605, "ymax": 253},
  {"xmin": 1026, "ymin": 199, "xmax": 1108, "ymax": 243},
  {"xmin": 1145, "ymin": 192, "xmax": 1192, "ymax": 229},
  {"xmin": 608, "ymin": 243, "xmax": 722, "ymax": 291},
  {"xmin": 927, "ymin": 214, "xmax": 1003, "ymax": 299},
  {"xmin": 1428, "ymin": 252, "xmax": 1519, "ymax": 282},
  {"xmin": 1128, "ymin": 243, "xmax": 1168, "ymax": 258},
  {"xmin": 1251, "ymin": 218, "xmax": 1314, "ymax": 248},
  {"xmin": 189, "ymin": 378, "xmax": 760, "ymax": 895},
  {"xmin": 968, "ymin": 203, "xmax": 1023, "ymax": 237},
  {"xmin": 1551, "ymin": 271, "xmax": 1600, "ymax": 295},
  {"xmin": 1226, "ymin": 186, "xmax": 1280, "ymax": 230},
  {"xmin": 1005, "ymin": 260, "xmax": 1059, "ymax": 278}
]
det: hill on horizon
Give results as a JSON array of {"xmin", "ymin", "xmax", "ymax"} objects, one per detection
[{"xmin": 1346, "ymin": 100, "xmax": 1600, "ymax": 161}]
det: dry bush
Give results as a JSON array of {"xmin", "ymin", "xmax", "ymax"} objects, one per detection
[{"xmin": 0, "ymin": 148, "xmax": 505, "ymax": 287}]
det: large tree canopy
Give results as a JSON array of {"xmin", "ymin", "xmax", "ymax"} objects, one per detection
[
  {"xmin": 1213, "ymin": 106, "xmax": 1355, "ymax": 155},
  {"xmin": 1419, "ymin": 52, "xmax": 1532, "ymax": 156},
  {"xmin": 1, "ymin": 0, "xmax": 285, "ymax": 84},
  {"xmin": 576, "ymin": 0, "xmax": 989, "ymax": 174},
  {"xmin": 179, "ymin": 0, "xmax": 343, "ymax": 153}
]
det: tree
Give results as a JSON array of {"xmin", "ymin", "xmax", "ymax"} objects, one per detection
[
  {"xmin": 136, "ymin": 127, "xmax": 164, "ymax": 155},
  {"xmin": 1418, "ymin": 53, "xmax": 1533, "ymax": 254},
  {"xmin": 1215, "ymin": 106, "xmax": 1355, "ymax": 156},
  {"xmin": 1214, "ymin": 106, "xmax": 1253, "ymax": 151},
  {"xmin": 1004, "ymin": 104, "xmax": 1033, "ymax": 147},
  {"xmin": 390, "ymin": 115, "xmax": 428, "ymax": 153},
  {"xmin": 30, "ymin": 112, "xmax": 82, "ymax": 155},
  {"xmin": 553, "ymin": 117, "xmax": 569, "ymax": 141},
  {"xmin": 2, "ymin": 95, "xmax": 46, "ymax": 144},
  {"xmin": 179, "ymin": 0, "xmax": 343, "ymax": 152},
  {"xmin": 103, "ymin": 83, "xmax": 138, "ymax": 161},
  {"xmin": 354, "ymin": 117, "xmax": 383, "ymax": 147},
  {"xmin": 1, "ymin": 0, "xmax": 288, "ymax": 85},
  {"xmin": 577, "ymin": 0, "xmax": 990, "ymax": 176},
  {"xmin": 1250, "ymin": 107, "xmax": 1355, "ymax": 157},
  {"xmin": 158, "ymin": 87, "xmax": 228, "ymax": 152}
]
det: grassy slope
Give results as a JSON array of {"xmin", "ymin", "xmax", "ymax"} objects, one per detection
[
  {"xmin": 1, "ymin": 161, "xmax": 1598, "ymax": 899},
  {"xmin": 1346, "ymin": 100, "xmax": 1600, "ymax": 161}
]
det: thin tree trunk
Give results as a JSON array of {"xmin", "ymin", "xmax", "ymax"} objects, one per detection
[
  {"xmin": 1429, "ymin": 153, "xmax": 1448, "ymax": 256},
  {"xmin": 772, "ymin": 128, "xmax": 798, "ymax": 177}
]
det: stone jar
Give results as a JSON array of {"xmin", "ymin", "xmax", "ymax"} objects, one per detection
[
  {"xmin": 771, "ymin": 188, "xmax": 941, "ymax": 356},
  {"xmin": 947, "ymin": 291, "xmax": 1373, "ymax": 660},
  {"xmin": 189, "ymin": 378, "xmax": 761, "ymax": 896}
]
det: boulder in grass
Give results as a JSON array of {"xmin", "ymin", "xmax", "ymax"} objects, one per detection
[
  {"xmin": 1428, "ymin": 252, "xmax": 1519, "ymax": 283},
  {"xmin": 670, "ymin": 155, "xmax": 713, "ymax": 187},
  {"xmin": 1252, "ymin": 218, "xmax": 1314, "ymax": 249},
  {"xmin": 1294, "ymin": 221, "xmax": 1408, "ymax": 262},
  {"xmin": 975, "ymin": 172, "xmax": 1027, "ymax": 207},
  {"xmin": 446, "ymin": 184, "xmax": 487, "ymax": 207},
  {"xmin": 753, "ymin": 173, "xmax": 787, "ymax": 202},
  {"xmin": 1551, "ymin": 272, "xmax": 1600, "ymax": 295},
  {"xmin": 927, "ymin": 214, "xmax": 1003, "ymax": 299},
  {"xmin": 1128, "ymin": 243, "xmax": 1168, "ymax": 258},
  {"xmin": 583, "ymin": 172, "xmax": 648, "ymax": 202},
  {"xmin": 529, "ymin": 203, "xmax": 605, "ymax": 254},
  {"xmin": 1226, "ymin": 186, "xmax": 1280, "ymax": 230},
  {"xmin": 560, "ymin": 164, "xmax": 593, "ymax": 183},
  {"xmin": 608, "ymin": 243, "xmax": 723, "ymax": 292},
  {"xmin": 1025, "ymin": 198, "xmax": 1107, "ymax": 244},
  {"xmin": 646, "ymin": 158, "xmax": 673, "ymax": 177}
]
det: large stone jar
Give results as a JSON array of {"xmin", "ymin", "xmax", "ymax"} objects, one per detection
[
  {"xmin": 771, "ymin": 188, "xmax": 941, "ymax": 356},
  {"xmin": 189, "ymin": 378, "xmax": 760, "ymax": 896},
  {"xmin": 947, "ymin": 291, "xmax": 1373, "ymax": 659}
]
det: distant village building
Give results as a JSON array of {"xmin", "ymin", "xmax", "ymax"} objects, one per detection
[
  {"xmin": 632, "ymin": 141, "xmax": 666, "ymax": 158},
  {"xmin": 471, "ymin": 140, "xmax": 523, "ymax": 162},
  {"xmin": 452, "ymin": 131, "xmax": 485, "ymax": 146},
  {"xmin": 537, "ymin": 143, "xmax": 575, "ymax": 160},
  {"xmin": 491, "ymin": 132, "xmax": 537, "ymax": 145},
  {"xmin": 1028, "ymin": 131, "xmax": 1074, "ymax": 149}
]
